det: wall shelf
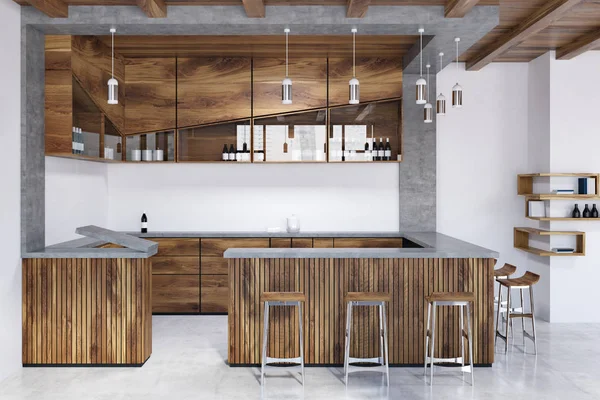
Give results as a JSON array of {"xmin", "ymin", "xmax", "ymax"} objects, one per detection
[
  {"xmin": 526, "ymin": 194, "xmax": 600, "ymax": 200},
  {"xmin": 518, "ymin": 173, "xmax": 600, "ymax": 196},
  {"xmin": 514, "ymin": 227, "xmax": 585, "ymax": 257},
  {"xmin": 527, "ymin": 217, "xmax": 599, "ymax": 221}
]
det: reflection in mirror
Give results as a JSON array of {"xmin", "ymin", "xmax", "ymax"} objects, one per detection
[{"xmin": 264, "ymin": 125, "xmax": 326, "ymax": 162}]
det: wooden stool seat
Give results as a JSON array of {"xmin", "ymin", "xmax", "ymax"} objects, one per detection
[
  {"xmin": 261, "ymin": 292, "xmax": 306, "ymax": 302},
  {"xmin": 426, "ymin": 292, "xmax": 475, "ymax": 303},
  {"xmin": 494, "ymin": 263, "xmax": 517, "ymax": 278},
  {"xmin": 345, "ymin": 292, "xmax": 391, "ymax": 303},
  {"xmin": 497, "ymin": 271, "xmax": 540, "ymax": 288}
]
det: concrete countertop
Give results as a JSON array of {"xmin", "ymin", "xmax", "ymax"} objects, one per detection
[
  {"xmin": 223, "ymin": 232, "xmax": 499, "ymax": 259},
  {"xmin": 128, "ymin": 231, "xmax": 416, "ymax": 239}
]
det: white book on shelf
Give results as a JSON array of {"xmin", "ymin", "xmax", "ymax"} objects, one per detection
[{"xmin": 529, "ymin": 201, "xmax": 546, "ymax": 217}]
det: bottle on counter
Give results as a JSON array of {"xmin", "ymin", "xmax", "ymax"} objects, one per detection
[
  {"xmin": 572, "ymin": 204, "xmax": 581, "ymax": 218},
  {"xmin": 222, "ymin": 144, "xmax": 229, "ymax": 161},
  {"xmin": 377, "ymin": 138, "xmax": 385, "ymax": 161},
  {"xmin": 583, "ymin": 204, "xmax": 591, "ymax": 218},
  {"xmin": 228, "ymin": 144, "xmax": 236, "ymax": 161},
  {"xmin": 364, "ymin": 139, "xmax": 371, "ymax": 161},
  {"xmin": 592, "ymin": 204, "xmax": 599, "ymax": 218},
  {"xmin": 141, "ymin": 212, "xmax": 148, "ymax": 234},
  {"xmin": 72, "ymin": 127, "xmax": 77, "ymax": 154},
  {"xmin": 384, "ymin": 138, "xmax": 392, "ymax": 161}
]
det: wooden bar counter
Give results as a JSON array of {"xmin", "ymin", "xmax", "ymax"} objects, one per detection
[
  {"xmin": 224, "ymin": 233, "xmax": 499, "ymax": 366},
  {"xmin": 21, "ymin": 226, "xmax": 157, "ymax": 366}
]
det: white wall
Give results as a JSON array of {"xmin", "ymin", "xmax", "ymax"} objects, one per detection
[
  {"xmin": 0, "ymin": 0, "xmax": 22, "ymax": 383},
  {"xmin": 547, "ymin": 51, "xmax": 600, "ymax": 322},
  {"xmin": 437, "ymin": 62, "xmax": 532, "ymax": 297},
  {"xmin": 106, "ymin": 163, "xmax": 400, "ymax": 232},
  {"xmin": 45, "ymin": 157, "xmax": 109, "ymax": 245}
]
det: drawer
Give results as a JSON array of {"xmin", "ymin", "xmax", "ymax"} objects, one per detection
[
  {"xmin": 313, "ymin": 238, "xmax": 334, "ymax": 248},
  {"xmin": 152, "ymin": 256, "xmax": 199, "ymax": 275},
  {"xmin": 152, "ymin": 275, "xmax": 200, "ymax": 313},
  {"xmin": 201, "ymin": 257, "xmax": 228, "ymax": 275},
  {"xmin": 333, "ymin": 238, "xmax": 403, "ymax": 248},
  {"xmin": 201, "ymin": 238, "xmax": 270, "ymax": 257},
  {"xmin": 201, "ymin": 275, "xmax": 229, "ymax": 313},
  {"xmin": 148, "ymin": 238, "xmax": 200, "ymax": 257},
  {"xmin": 270, "ymin": 238, "xmax": 291, "ymax": 248},
  {"xmin": 292, "ymin": 238, "xmax": 312, "ymax": 248}
]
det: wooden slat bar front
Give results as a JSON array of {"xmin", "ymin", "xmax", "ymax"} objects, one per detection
[
  {"xmin": 228, "ymin": 257, "xmax": 495, "ymax": 366},
  {"xmin": 22, "ymin": 258, "xmax": 152, "ymax": 366}
]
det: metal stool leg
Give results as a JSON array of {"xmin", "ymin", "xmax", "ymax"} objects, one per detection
[
  {"xmin": 504, "ymin": 288, "xmax": 511, "ymax": 353},
  {"xmin": 379, "ymin": 303, "xmax": 384, "ymax": 367},
  {"xmin": 460, "ymin": 305, "xmax": 465, "ymax": 369},
  {"xmin": 261, "ymin": 302, "xmax": 270, "ymax": 386},
  {"xmin": 466, "ymin": 302, "xmax": 474, "ymax": 386},
  {"xmin": 520, "ymin": 288, "xmax": 525, "ymax": 349},
  {"xmin": 382, "ymin": 302, "xmax": 390, "ymax": 387},
  {"xmin": 298, "ymin": 302, "xmax": 304, "ymax": 386},
  {"xmin": 344, "ymin": 301, "xmax": 353, "ymax": 386},
  {"xmin": 430, "ymin": 301, "xmax": 437, "ymax": 386},
  {"xmin": 530, "ymin": 286, "xmax": 538, "ymax": 355},
  {"xmin": 424, "ymin": 302, "xmax": 431, "ymax": 376},
  {"xmin": 495, "ymin": 285, "xmax": 502, "ymax": 348}
]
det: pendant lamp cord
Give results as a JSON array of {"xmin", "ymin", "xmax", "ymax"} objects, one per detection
[
  {"xmin": 420, "ymin": 30, "xmax": 423, "ymax": 78},
  {"xmin": 426, "ymin": 65, "xmax": 430, "ymax": 102},
  {"xmin": 353, "ymin": 30, "xmax": 356, "ymax": 78},
  {"xmin": 111, "ymin": 30, "xmax": 115, "ymax": 80},
  {"xmin": 285, "ymin": 30, "xmax": 289, "ymax": 77},
  {"xmin": 455, "ymin": 39, "xmax": 459, "ymax": 76}
]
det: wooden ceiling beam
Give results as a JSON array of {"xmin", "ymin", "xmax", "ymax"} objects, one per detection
[
  {"xmin": 347, "ymin": 0, "xmax": 370, "ymax": 18},
  {"xmin": 445, "ymin": 0, "xmax": 480, "ymax": 18},
  {"xmin": 137, "ymin": 0, "xmax": 167, "ymax": 18},
  {"xmin": 26, "ymin": 0, "xmax": 68, "ymax": 18},
  {"xmin": 466, "ymin": 0, "xmax": 583, "ymax": 71},
  {"xmin": 556, "ymin": 28, "xmax": 600, "ymax": 60},
  {"xmin": 242, "ymin": 0, "xmax": 265, "ymax": 18}
]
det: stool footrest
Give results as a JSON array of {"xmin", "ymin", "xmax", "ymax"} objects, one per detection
[
  {"xmin": 509, "ymin": 312, "xmax": 533, "ymax": 319},
  {"xmin": 265, "ymin": 356, "xmax": 302, "ymax": 366},
  {"xmin": 348, "ymin": 356, "xmax": 384, "ymax": 365}
]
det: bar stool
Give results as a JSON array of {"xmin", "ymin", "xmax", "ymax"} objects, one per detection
[
  {"xmin": 424, "ymin": 292, "xmax": 475, "ymax": 386},
  {"xmin": 343, "ymin": 292, "xmax": 390, "ymax": 386},
  {"xmin": 495, "ymin": 271, "xmax": 540, "ymax": 354},
  {"xmin": 260, "ymin": 292, "xmax": 306, "ymax": 386},
  {"xmin": 494, "ymin": 263, "xmax": 518, "ymax": 336}
]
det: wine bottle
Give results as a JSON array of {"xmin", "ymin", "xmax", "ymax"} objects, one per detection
[
  {"xmin": 141, "ymin": 212, "xmax": 148, "ymax": 234},
  {"xmin": 364, "ymin": 139, "xmax": 371, "ymax": 161},
  {"xmin": 384, "ymin": 138, "xmax": 392, "ymax": 161},
  {"xmin": 222, "ymin": 144, "xmax": 229, "ymax": 161},
  {"xmin": 79, "ymin": 128, "xmax": 85, "ymax": 155},
  {"xmin": 592, "ymin": 205, "xmax": 599, "ymax": 218},
  {"xmin": 228, "ymin": 144, "xmax": 236, "ymax": 161},
  {"xmin": 72, "ymin": 127, "xmax": 77, "ymax": 155},
  {"xmin": 377, "ymin": 138, "xmax": 384, "ymax": 161},
  {"xmin": 583, "ymin": 204, "xmax": 591, "ymax": 218},
  {"xmin": 572, "ymin": 204, "xmax": 581, "ymax": 218}
]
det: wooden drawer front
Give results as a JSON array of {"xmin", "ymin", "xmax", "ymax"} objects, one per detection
[
  {"xmin": 313, "ymin": 238, "xmax": 334, "ymax": 248},
  {"xmin": 152, "ymin": 256, "xmax": 200, "ymax": 275},
  {"xmin": 149, "ymin": 238, "xmax": 200, "ymax": 257},
  {"xmin": 201, "ymin": 257, "xmax": 228, "ymax": 275},
  {"xmin": 201, "ymin": 275, "xmax": 229, "ymax": 313},
  {"xmin": 152, "ymin": 275, "xmax": 200, "ymax": 313},
  {"xmin": 201, "ymin": 238, "xmax": 270, "ymax": 257},
  {"xmin": 270, "ymin": 238, "xmax": 291, "ymax": 248},
  {"xmin": 333, "ymin": 238, "xmax": 403, "ymax": 248},
  {"xmin": 292, "ymin": 238, "xmax": 313, "ymax": 248}
]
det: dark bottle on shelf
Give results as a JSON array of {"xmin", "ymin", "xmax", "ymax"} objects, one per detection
[
  {"xmin": 384, "ymin": 138, "xmax": 392, "ymax": 161},
  {"xmin": 222, "ymin": 144, "xmax": 229, "ymax": 161},
  {"xmin": 572, "ymin": 204, "xmax": 581, "ymax": 218},
  {"xmin": 72, "ymin": 127, "xmax": 76, "ymax": 155},
  {"xmin": 583, "ymin": 204, "xmax": 591, "ymax": 218},
  {"xmin": 378, "ymin": 138, "xmax": 385, "ymax": 161},
  {"xmin": 141, "ymin": 212, "xmax": 148, "ymax": 234},
  {"xmin": 228, "ymin": 144, "xmax": 236, "ymax": 161},
  {"xmin": 592, "ymin": 205, "xmax": 599, "ymax": 218}
]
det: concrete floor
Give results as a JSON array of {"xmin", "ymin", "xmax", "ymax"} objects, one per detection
[{"xmin": 1, "ymin": 316, "xmax": 599, "ymax": 400}]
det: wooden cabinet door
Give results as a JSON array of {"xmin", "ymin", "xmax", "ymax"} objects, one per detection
[
  {"xmin": 152, "ymin": 256, "xmax": 200, "ymax": 274},
  {"xmin": 201, "ymin": 275, "xmax": 228, "ymax": 313},
  {"xmin": 313, "ymin": 238, "xmax": 334, "ymax": 248},
  {"xmin": 201, "ymin": 238, "xmax": 270, "ymax": 256},
  {"xmin": 152, "ymin": 275, "xmax": 200, "ymax": 313},
  {"xmin": 292, "ymin": 238, "xmax": 313, "ymax": 248},
  {"xmin": 149, "ymin": 238, "xmax": 200, "ymax": 256}
]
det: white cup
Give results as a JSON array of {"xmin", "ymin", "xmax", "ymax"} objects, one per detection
[{"xmin": 131, "ymin": 149, "xmax": 141, "ymax": 161}]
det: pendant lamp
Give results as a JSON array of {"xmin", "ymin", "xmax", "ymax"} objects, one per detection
[
  {"xmin": 107, "ymin": 28, "xmax": 118, "ymax": 105},
  {"xmin": 282, "ymin": 28, "xmax": 292, "ymax": 105},
  {"xmin": 436, "ymin": 52, "xmax": 446, "ymax": 115},
  {"xmin": 452, "ymin": 38, "xmax": 463, "ymax": 108},
  {"xmin": 424, "ymin": 64, "xmax": 433, "ymax": 123},
  {"xmin": 416, "ymin": 28, "xmax": 426, "ymax": 105},
  {"xmin": 349, "ymin": 28, "xmax": 360, "ymax": 105}
]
